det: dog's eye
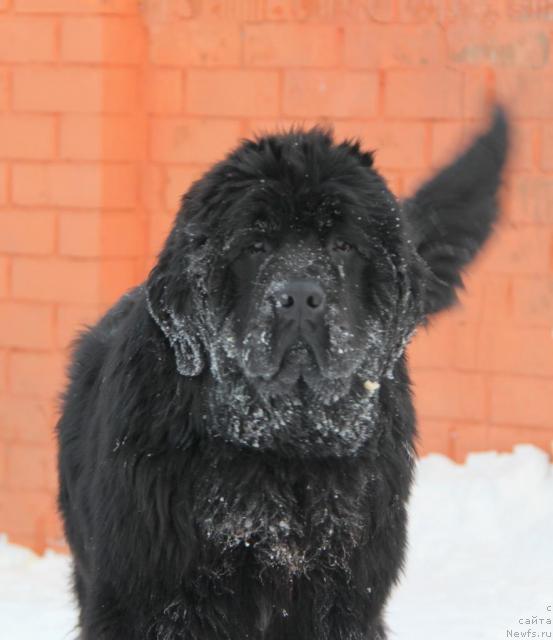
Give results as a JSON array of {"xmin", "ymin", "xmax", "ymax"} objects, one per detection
[
  {"xmin": 248, "ymin": 241, "xmax": 267, "ymax": 254},
  {"xmin": 333, "ymin": 240, "xmax": 354, "ymax": 252}
]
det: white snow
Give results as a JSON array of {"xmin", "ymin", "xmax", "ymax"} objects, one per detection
[
  {"xmin": 0, "ymin": 538, "xmax": 75, "ymax": 639},
  {"xmin": 1, "ymin": 444, "xmax": 552, "ymax": 639}
]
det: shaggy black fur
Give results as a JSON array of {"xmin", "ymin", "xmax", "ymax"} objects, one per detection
[{"xmin": 57, "ymin": 107, "xmax": 509, "ymax": 639}]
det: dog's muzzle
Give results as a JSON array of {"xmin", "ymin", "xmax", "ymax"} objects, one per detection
[{"xmin": 270, "ymin": 279, "xmax": 327, "ymax": 369}]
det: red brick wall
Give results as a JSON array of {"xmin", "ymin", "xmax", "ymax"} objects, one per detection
[{"xmin": 0, "ymin": 0, "xmax": 551, "ymax": 551}]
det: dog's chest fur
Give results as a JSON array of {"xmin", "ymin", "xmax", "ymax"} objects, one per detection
[{"xmin": 193, "ymin": 449, "xmax": 376, "ymax": 577}]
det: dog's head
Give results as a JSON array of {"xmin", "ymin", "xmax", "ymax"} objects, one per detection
[{"xmin": 146, "ymin": 107, "xmax": 509, "ymax": 452}]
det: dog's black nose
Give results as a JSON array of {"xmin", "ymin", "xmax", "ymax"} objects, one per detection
[{"xmin": 273, "ymin": 280, "xmax": 326, "ymax": 320}]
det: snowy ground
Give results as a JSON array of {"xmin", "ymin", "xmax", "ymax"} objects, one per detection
[{"xmin": 1, "ymin": 445, "xmax": 552, "ymax": 639}]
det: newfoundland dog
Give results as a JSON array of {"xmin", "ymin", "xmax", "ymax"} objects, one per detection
[{"xmin": 57, "ymin": 106, "xmax": 509, "ymax": 639}]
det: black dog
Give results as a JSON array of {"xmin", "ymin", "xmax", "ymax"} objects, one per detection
[{"xmin": 57, "ymin": 107, "xmax": 509, "ymax": 639}]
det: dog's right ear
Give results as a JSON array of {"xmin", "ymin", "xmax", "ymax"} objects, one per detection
[{"xmin": 145, "ymin": 227, "xmax": 206, "ymax": 377}]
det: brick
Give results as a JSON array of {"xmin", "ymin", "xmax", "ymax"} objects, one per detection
[
  {"xmin": 42, "ymin": 509, "xmax": 67, "ymax": 551},
  {"xmin": 0, "ymin": 211, "xmax": 55, "ymax": 255},
  {"xmin": 0, "ymin": 395, "xmax": 55, "ymax": 443},
  {"xmin": 385, "ymin": 69, "xmax": 464, "ymax": 118},
  {"xmin": 477, "ymin": 224, "xmax": 551, "ymax": 275},
  {"xmin": 473, "ymin": 327, "xmax": 553, "ymax": 376},
  {"xmin": 413, "ymin": 370, "xmax": 486, "ymax": 421},
  {"xmin": 512, "ymin": 277, "xmax": 553, "ymax": 327},
  {"xmin": 452, "ymin": 271, "xmax": 487, "ymax": 325},
  {"xmin": 345, "ymin": 25, "xmax": 445, "ymax": 68},
  {"xmin": 99, "ymin": 257, "xmax": 139, "ymax": 306},
  {"xmin": 140, "ymin": 165, "xmax": 164, "ymax": 212},
  {"xmin": 506, "ymin": 122, "xmax": 536, "ymax": 171},
  {"xmin": 244, "ymin": 118, "xmax": 320, "ymax": 140},
  {"xmin": 61, "ymin": 16, "xmax": 144, "ymax": 63},
  {"xmin": 145, "ymin": 69, "xmax": 183, "ymax": 114},
  {"xmin": 488, "ymin": 425, "xmax": 553, "ymax": 456},
  {"xmin": 165, "ymin": 166, "xmax": 206, "ymax": 210},
  {"xmin": 430, "ymin": 120, "xmax": 473, "ymax": 169},
  {"xmin": 12, "ymin": 163, "xmax": 97, "ymax": 206},
  {"xmin": 447, "ymin": 21, "xmax": 549, "ymax": 68},
  {"xmin": 397, "ymin": 0, "xmax": 488, "ymax": 23},
  {"xmin": 0, "ymin": 442, "xmax": 5, "ymax": 486},
  {"xmin": 462, "ymin": 68, "xmax": 494, "ymax": 118},
  {"xmin": 506, "ymin": 174, "xmax": 553, "ymax": 225},
  {"xmin": 283, "ymin": 70, "xmax": 379, "ymax": 118},
  {"xmin": 58, "ymin": 212, "xmax": 101, "ymax": 258},
  {"xmin": 445, "ymin": 322, "xmax": 481, "ymax": 371},
  {"xmin": 0, "ymin": 302, "xmax": 54, "ymax": 349},
  {"xmin": 491, "ymin": 376, "xmax": 553, "ymax": 429},
  {"xmin": 398, "ymin": 0, "xmax": 437, "ymax": 22},
  {"xmin": 426, "ymin": 120, "xmax": 519, "ymax": 191},
  {"xmin": 0, "ymin": 163, "xmax": 8, "ymax": 204},
  {"xmin": 0, "ymin": 114, "xmax": 55, "ymax": 159},
  {"xmin": 59, "ymin": 211, "xmax": 144, "ymax": 257},
  {"xmin": 13, "ymin": 67, "xmax": 137, "ymax": 113},
  {"xmin": 0, "ymin": 488, "xmax": 52, "ymax": 539},
  {"xmin": 508, "ymin": 1, "xmax": 553, "ymax": 19},
  {"xmin": 103, "ymin": 68, "xmax": 140, "ymax": 113},
  {"xmin": 540, "ymin": 124, "xmax": 553, "ymax": 170},
  {"xmin": 148, "ymin": 213, "xmax": 174, "ymax": 257},
  {"xmin": 9, "ymin": 351, "xmax": 67, "ymax": 398},
  {"xmin": 44, "ymin": 455, "xmax": 58, "ymax": 493},
  {"xmin": 141, "ymin": 0, "xmax": 195, "ymax": 21},
  {"xmin": 11, "ymin": 257, "xmax": 98, "ymax": 304},
  {"xmin": 264, "ymin": 0, "xmax": 313, "ymax": 20},
  {"xmin": 342, "ymin": 0, "xmax": 395, "ymax": 21},
  {"xmin": 0, "ymin": 256, "xmax": 8, "ymax": 298},
  {"xmin": 0, "ymin": 69, "xmax": 8, "ymax": 112},
  {"xmin": 449, "ymin": 316, "xmax": 490, "ymax": 370},
  {"xmin": 417, "ymin": 419, "xmax": 452, "ymax": 457},
  {"xmin": 7, "ymin": 532, "xmax": 37, "ymax": 550},
  {"xmin": 0, "ymin": 349, "xmax": 6, "ymax": 392},
  {"xmin": 14, "ymin": 67, "xmax": 102, "ymax": 112},
  {"xmin": 333, "ymin": 120, "xmax": 427, "ymax": 169},
  {"xmin": 496, "ymin": 70, "xmax": 553, "ymax": 118},
  {"xmin": 385, "ymin": 172, "xmax": 404, "ymax": 197},
  {"xmin": 264, "ymin": 0, "xmax": 395, "ymax": 21},
  {"xmin": 15, "ymin": 0, "xmax": 135, "ymax": 13},
  {"xmin": 60, "ymin": 114, "xmax": 145, "ymax": 161},
  {"xmin": 187, "ymin": 70, "xmax": 279, "ymax": 118},
  {"xmin": 104, "ymin": 164, "xmax": 139, "ymax": 209},
  {"xmin": 408, "ymin": 317, "xmax": 456, "ymax": 369},
  {"xmin": 6, "ymin": 443, "xmax": 55, "ymax": 490},
  {"xmin": 244, "ymin": 24, "xmax": 341, "ymax": 68},
  {"xmin": 0, "ymin": 17, "xmax": 56, "ymax": 62},
  {"xmin": 151, "ymin": 118, "xmax": 241, "ymax": 164},
  {"xmin": 399, "ymin": 170, "xmax": 431, "ymax": 197},
  {"xmin": 150, "ymin": 20, "xmax": 241, "ymax": 67},
  {"xmin": 56, "ymin": 304, "xmax": 99, "ymax": 349},
  {"xmin": 13, "ymin": 163, "xmax": 137, "ymax": 209},
  {"xmin": 100, "ymin": 212, "xmax": 145, "ymax": 258},
  {"xmin": 450, "ymin": 424, "xmax": 490, "ymax": 463},
  {"xmin": 488, "ymin": 425, "xmax": 525, "ymax": 453},
  {"xmin": 453, "ymin": 271, "xmax": 513, "ymax": 327}
]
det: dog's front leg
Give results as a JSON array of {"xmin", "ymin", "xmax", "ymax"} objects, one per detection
[
  {"xmin": 80, "ymin": 589, "xmax": 220, "ymax": 640},
  {"xmin": 324, "ymin": 614, "xmax": 388, "ymax": 640},
  {"xmin": 79, "ymin": 580, "xmax": 144, "ymax": 640}
]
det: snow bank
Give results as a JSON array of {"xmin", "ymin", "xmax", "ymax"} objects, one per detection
[
  {"xmin": 388, "ymin": 444, "xmax": 553, "ymax": 639},
  {"xmin": 1, "ymin": 445, "xmax": 552, "ymax": 639},
  {"xmin": 0, "ymin": 537, "xmax": 75, "ymax": 639}
]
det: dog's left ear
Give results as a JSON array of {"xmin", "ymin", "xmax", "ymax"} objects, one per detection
[
  {"xmin": 145, "ymin": 224, "xmax": 207, "ymax": 377},
  {"xmin": 403, "ymin": 105, "xmax": 510, "ymax": 316}
]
